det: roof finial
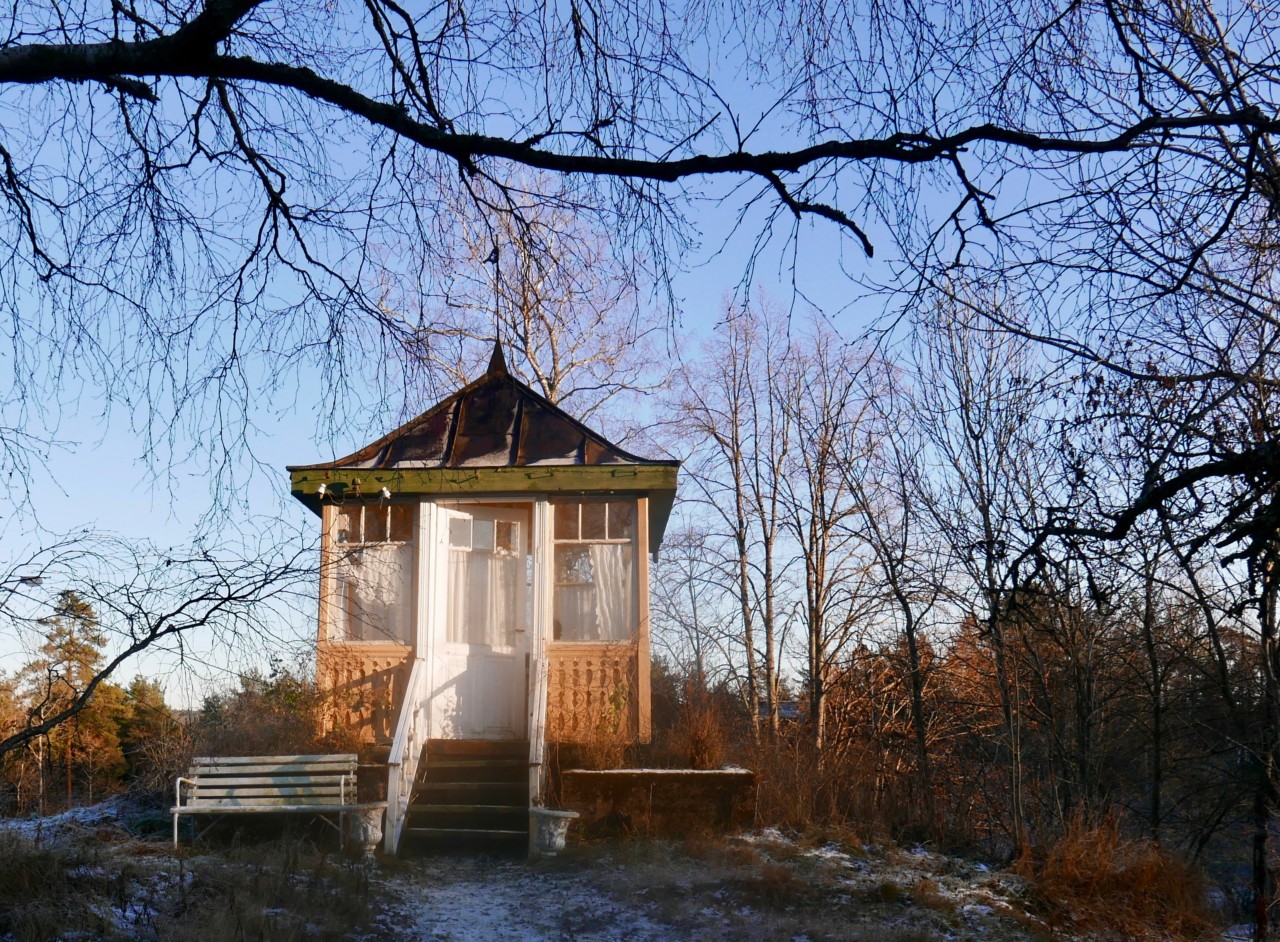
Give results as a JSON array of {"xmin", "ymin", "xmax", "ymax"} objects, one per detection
[{"xmin": 487, "ymin": 339, "xmax": 509, "ymax": 377}]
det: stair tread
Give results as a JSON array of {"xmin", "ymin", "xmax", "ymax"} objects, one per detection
[
  {"xmin": 409, "ymin": 803, "xmax": 526, "ymax": 813},
  {"xmin": 408, "ymin": 827, "xmax": 527, "ymax": 837},
  {"xmin": 425, "ymin": 758, "xmax": 526, "ymax": 768},
  {"xmin": 415, "ymin": 780, "xmax": 527, "ymax": 789},
  {"xmin": 426, "ymin": 740, "xmax": 529, "ymax": 757}
]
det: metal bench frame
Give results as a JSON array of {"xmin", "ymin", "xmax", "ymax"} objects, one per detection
[{"xmin": 171, "ymin": 754, "xmax": 358, "ymax": 848}]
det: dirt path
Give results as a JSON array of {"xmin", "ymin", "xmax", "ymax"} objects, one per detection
[{"xmin": 364, "ymin": 854, "xmax": 676, "ymax": 942}]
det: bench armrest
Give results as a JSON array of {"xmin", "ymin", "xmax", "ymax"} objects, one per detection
[{"xmin": 174, "ymin": 776, "xmax": 197, "ymax": 809}]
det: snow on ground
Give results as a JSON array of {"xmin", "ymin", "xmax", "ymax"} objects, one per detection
[
  {"xmin": 357, "ymin": 832, "xmax": 1058, "ymax": 942},
  {"xmin": 362, "ymin": 854, "xmax": 676, "ymax": 942},
  {"xmin": 0, "ymin": 803, "xmax": 1222, "ymax": 941},
  {"xmin": 0, "ymin": 795, "xmax": 132, "ymax": 844}
]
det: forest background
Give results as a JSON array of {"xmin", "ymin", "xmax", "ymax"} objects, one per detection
[{"xmin": 1, "ymin": 0, "xmax": 1280, "ymax": 936}]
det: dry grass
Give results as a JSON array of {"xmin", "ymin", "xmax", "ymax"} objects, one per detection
[
  {"xmin": 1015, "ymin": 816, "xmax": 1216, "ymax": 941},
  {"xmin": 0, "ymin": 836, "xmax": 373, "ymax": 942},
  {"xmin": 665, "ymin": 697, "xmax": 729, "ymax": 769},
  {"xmin": 749, "ymin": 736, "xmax": 888, "ymax": 838}
]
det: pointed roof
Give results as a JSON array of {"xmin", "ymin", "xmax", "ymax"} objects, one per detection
[
  {"xmin": 287, "ymin": 346, "xmax": 679, "ymax": 549},
  {"xmin": 290, "ymin": 347, "xmax": 674, "ymax": 473}
]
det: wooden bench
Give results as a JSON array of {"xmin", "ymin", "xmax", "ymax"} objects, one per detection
[{"xmin": 171, "ymin": 754, "xmax": 358, "ymax": 847}]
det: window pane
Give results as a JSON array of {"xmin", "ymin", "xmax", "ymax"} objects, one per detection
[
  {"xmin": 365, "ymin": 507, "xmax": 388, "ymax": 542},
  {"xmin": 335, "ymin": 509, "xmax": 356, "ymax": 545},
  {"xmin": 552, "ymin": 544, "xmax": 634, "ymax": 641},
  {"xmin": 496, "ymin": 520, "xmax": 516, "ymax": 553},
  {"xmin": 474, "ymin": 519, "xmax": 494, "ymax": 552},
  {"xmin": 449, "ymin": 530, "xmax": 522, "ymax": 648},
  {"xmin": 554, "ymin": 502, "xmax": 578, "ymax": 540},
  {"xmin": 449, "ymin": 516, "xmax": 471, "ymax": 548},
  {"xmin": 607, "ymin": 501, "xmax": 635, "ymax": 540},
  {"xmin": 334, "ymin": 543, "xmax": 413, "ymax": 642},
  {"xmin": 389, "ymin": 504, "xmax": 414, "ymax": 542},
  {"xmin": 555, "ymin": 545, "xmax": 593, "ymax": 585},
  {"xmin": 581, "ymin": 502, "xmax": 607, "ymax": 539}
]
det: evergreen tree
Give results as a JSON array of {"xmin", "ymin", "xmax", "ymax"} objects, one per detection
[{"xmin": 24, "ymin": 591, "xmax": 126, "ymax": 807}]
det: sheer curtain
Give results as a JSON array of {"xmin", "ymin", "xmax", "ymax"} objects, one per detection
[
  {"xmin": 340, "ymin": 543, "xmax": 413, "ymax": 642},
  {"xmin": 447, "ymin": 543, "xmax": 519, "ymax": 647},
  {"xmin": 589, "ymin": 544, "xmax": 632, "ymax": 640}
]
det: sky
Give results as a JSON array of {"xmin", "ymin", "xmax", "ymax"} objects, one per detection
[{"xmin": 0, "ymin": 2, "xmax": 941, "ymax": 706}]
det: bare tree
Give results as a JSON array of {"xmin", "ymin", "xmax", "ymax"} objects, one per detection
[
  {"xmin": 845, "ymin": 369, "xmax": 948, "ymax": 828},
  {"xmin": 910, "ymin": 293, "xmax": 1058, "ymax": 852},
  {"xmin": 6, "ymin": 0, "xmax": 1280, "ymax": 517},
  {"xmin": 0, "ymin": 532, "xmax": 312, "ymax": 760},
  {"xmin": 775, "ymin": 324, "xmax": 880, "ymax": 753},
  {"xmin": 383, "ymin": 175, "xmax": 668, "ymax": 424},
  {"xmin": 671, "ymin": 301, "xmax": 792, "ymax": 736}
]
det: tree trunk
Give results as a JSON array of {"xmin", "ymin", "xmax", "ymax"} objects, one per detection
[{"xmin": 1254, "ymin": 547, "xmax": 1280, "ymax": 942}]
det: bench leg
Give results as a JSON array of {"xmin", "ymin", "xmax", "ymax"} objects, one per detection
[{"xmin": 173, "ymin": 813, "xmax": 178, "ymax": 849}]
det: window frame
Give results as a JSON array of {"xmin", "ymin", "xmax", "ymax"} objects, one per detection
[
  {"xmin": 325, "ymin": 501, "xmax": 417, "ymax": 645},
  {"xmin": 550, "ymin": 498, "xmax": 639, "ymax": 645}
]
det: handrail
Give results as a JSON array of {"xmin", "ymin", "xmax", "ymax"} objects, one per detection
[
  {"xmin": 385, "ymin": 657, "xmax": 427, "ymax": 854},
  {"xmin": 528, "ymin": 655, "xmax": 549, "ymax": 806}
]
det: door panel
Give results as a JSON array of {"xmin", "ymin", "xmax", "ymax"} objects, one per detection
[{"xmin": 430, "ymin": 505, "xmax": 530, "ymax": 739}]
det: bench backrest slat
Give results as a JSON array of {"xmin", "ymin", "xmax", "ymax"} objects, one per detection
[
  {"xmin": 180, "ymin": 754, "xmax": 357, "ymax": 810},
  {"xmin": 191, "ymin": 754, "xmax": 356, "ymax": 765},
  {"xmin": 190, "ymin": 763, "xmax": 354, "ymax": 776},
  {"xmin": 188, "ymin": 778, "xmax": 340, "ymax": 793},
  {"xmin": 184, "ymin": 796, "xmax": 344, "ymax": 808}
]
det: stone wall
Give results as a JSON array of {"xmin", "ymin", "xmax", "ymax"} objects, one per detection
[{"xmin": 560, "ymin": 768, "xmax": 755, "ymax": 836}]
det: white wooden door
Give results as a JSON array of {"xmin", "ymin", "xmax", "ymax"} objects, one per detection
[{"xmin": 430, "ymin": 505, "xmax": 530, "ymax": 739}]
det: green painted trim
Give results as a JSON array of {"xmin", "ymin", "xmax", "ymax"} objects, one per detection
[
  {"xmin": 292, "ymin": 464, "xmax": 674, "ymax": 500},
  {"xmin": 291, "ymin": 464, "xmax": 679, "ymax": 551}
]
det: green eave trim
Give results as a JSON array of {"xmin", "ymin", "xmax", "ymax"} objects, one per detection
[{"xmin": 290, "ymin": 464, "xmax": 679, "ymax": 550}]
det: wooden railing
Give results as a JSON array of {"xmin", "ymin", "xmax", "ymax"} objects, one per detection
[
  {"xmin": 545, "ymin": 644, "xmax": 638, "ymax": 742},
  {"xmin": 384, "ymin": 658, "xmax": 427, "ymax": 854},
  {"xmin": 527, "ymin": 655, "xmax": 549, "ymax": 806}
]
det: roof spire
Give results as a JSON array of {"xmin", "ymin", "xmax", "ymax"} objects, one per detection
[{"xmin": 487, "ymin": 339, "xmax": 509, "ymax": 377}]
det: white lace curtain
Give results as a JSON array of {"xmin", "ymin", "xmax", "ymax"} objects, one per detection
[
  {"xmin": 334, "ymin": 543, "xmax": 413, "ymax": 643},
  {"xmin": 554, "ymin": 544, "xmax": 633, "ymax": 641}
]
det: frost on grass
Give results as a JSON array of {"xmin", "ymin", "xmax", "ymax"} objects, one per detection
[
  {"xmin": 362, "ymin": 834, "xmax": 1064, "ymax": 942},
  {"xmin": 0, "ymin": 798, "xmax": 373, "ymax": 942}
]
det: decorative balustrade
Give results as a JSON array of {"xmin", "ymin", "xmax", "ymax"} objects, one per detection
[
  {"xmin": 545, "ymin": 644, "xmax": 638, "ymax": 743},
  {"xmin": 316, "ymin": 642, "xmax": 412, "ymax": 744}
]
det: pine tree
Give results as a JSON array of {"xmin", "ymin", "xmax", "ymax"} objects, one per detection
[{"xmin": 24, "ymin": 591, "xmax": 127, "ymax": 807}]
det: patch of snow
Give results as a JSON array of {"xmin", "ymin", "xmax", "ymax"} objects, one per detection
[
  {"xmin": 0, "ymin": 796, "xmax": 131, "ymax": 844},
  {"xmin": 802, "ymin": 843, "xmax": 855, "ymax": 865},
  {"xmin": 735, "ymin": 827, "xmax": 793, "ymax": 846},
  {"xmin": 1223, "ymin": 926, "xmax": 1254, "ymax": 941}
]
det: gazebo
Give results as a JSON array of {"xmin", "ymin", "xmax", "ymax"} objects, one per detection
[{"xmin": 288, "ymin": 345, "xmax": 678, "ymax": 851}]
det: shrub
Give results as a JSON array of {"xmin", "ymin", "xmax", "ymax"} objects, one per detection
[
  {"xmin": 1015, "ymin": 816, "xmax": 1216, "ymax": 940},
  {"xmin": 192, "ymin": 665, "xmax": 359, "ymax": 759}
]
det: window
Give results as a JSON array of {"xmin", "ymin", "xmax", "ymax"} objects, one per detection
[
  {"xmin": 328, "ymin": 504, "xmax": 415, "ymax": 643},
  {"xmin": 444, "ymin": 509, "xmax": 527, "ymax": 649},
  {"xmin": 552, "ymin": 499, "xmax": 636, "ymax": 642}
]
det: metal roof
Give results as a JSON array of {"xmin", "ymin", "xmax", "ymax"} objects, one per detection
[{"xmin": 289, "ymin": 344, "xmax": 678, "ymax": 473}]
